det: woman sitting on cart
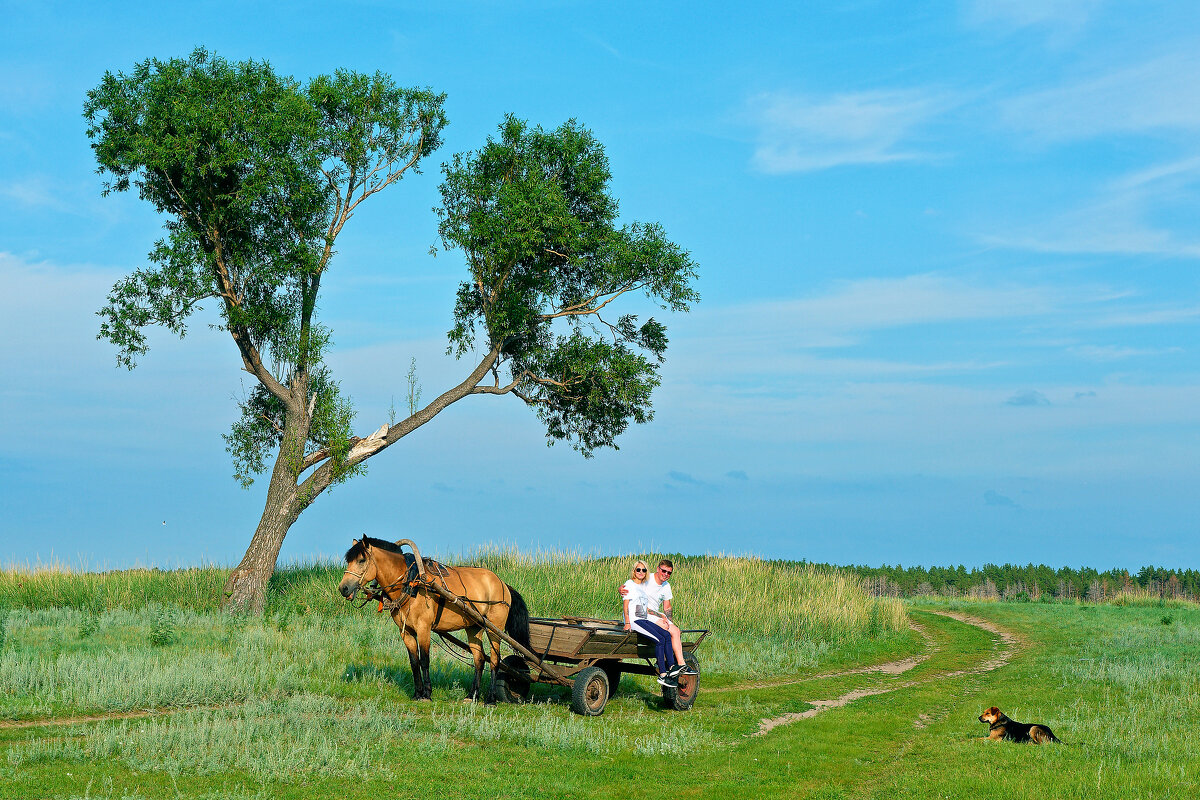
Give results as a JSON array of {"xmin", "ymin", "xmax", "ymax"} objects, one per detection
[{"xmin": 622, "ymin": 559, "xmax": 688, "ymax": 686}]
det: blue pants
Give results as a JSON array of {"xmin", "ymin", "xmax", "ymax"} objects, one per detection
[{"xmin": 632, "ymin": 618, "xmax": 676, "ymax": 673}]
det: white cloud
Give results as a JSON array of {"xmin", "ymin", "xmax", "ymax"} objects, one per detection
[
  {"xmin": 962, "ymin": 0, "xmax": 1102, "ymax": 31},
  {"xmin": 1068, "ymin": 344, "xmax": 1183, "ymax": 361},
  {"xmin": 748, "ymin": 89, "xmax": 950, "ymax": 173},
  {"xmin": 0, "ymin": 176, "xmax": 74, "ymax": 212},
  {"xmin": 1089, "ymin": 306, "xmax": 1200, "ymax": 328},
  {"xmin": 701, "ymin": 274, "xmax": 1060, "ymax": 343},
  {"xmin": 1001, "ymin": 51, "xmax": 1200, "ymax": 141},
  {"xmin": 981, "ymin": 155, "xmax": 1200, "ymax": 257}
]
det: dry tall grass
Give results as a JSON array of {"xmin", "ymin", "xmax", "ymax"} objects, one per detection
[{"xmin": 0, "ymin": 550, "xmax": 907, "ymax": 647}]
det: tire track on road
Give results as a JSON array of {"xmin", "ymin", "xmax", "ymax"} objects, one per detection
[{"xmin": 749, "ymin": 610, "xmax": 1021, "ymax": 737}]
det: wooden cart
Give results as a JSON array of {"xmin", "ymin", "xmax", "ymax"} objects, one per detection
[{"xmin": 493, "ymin": 616, "xmax": 709, "ymax": 716}]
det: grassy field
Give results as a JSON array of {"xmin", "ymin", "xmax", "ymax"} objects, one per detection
[{"xmin": 1, "ymin": 555, "xmax": 1196, "ymax": 798}]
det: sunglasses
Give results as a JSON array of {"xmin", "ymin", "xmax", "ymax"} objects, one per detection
[
  {"xmin": 658, "ymin": 568, "xmax": 672, "ymax": 576},
  {"xmin": 634, "ymin": 567, "xmax": 647, "ymax": 573}
]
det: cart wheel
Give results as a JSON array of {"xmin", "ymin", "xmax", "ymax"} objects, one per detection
[
  {"xmin": 600, "ymin": 661, "xmax": 622, "ymax": 696},
  {"xmin": 494, "ymin": 654, "xmax": 531, "ymax": 704},
  {"xmin": 570, "ymin": 666, "xmax": 610, "ymax": 716},
  {"xmin": 661, "ymin": 652, "xmax": 700, "ymax": 711}
]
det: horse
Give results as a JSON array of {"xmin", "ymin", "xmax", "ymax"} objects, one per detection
[{"xmin": 338, "ymin": 537, "xmax": 530, "ymax": 704}]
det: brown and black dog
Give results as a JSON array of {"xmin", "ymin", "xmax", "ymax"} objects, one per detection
[{"xmin": 979, "ymin": 706, "xmax": 1063, "ymax": 743}]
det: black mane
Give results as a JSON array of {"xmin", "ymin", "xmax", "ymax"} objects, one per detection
[{"xmin": 343, "ymin": 536, "xmax": 406, "ymax": 563}]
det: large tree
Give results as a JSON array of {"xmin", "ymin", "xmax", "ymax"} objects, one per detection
[{"xmin": 86, "ymin": 50, "xmax": 698, "ymax": 613}]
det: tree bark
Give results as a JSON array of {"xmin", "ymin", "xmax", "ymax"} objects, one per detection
[
  {"xmin": 222, "ymin": 387, "xmax": 311, "ymax": 614},
  {"xmin": 222, "ymin": 482, "xmax": 304, "ymax": 614}
]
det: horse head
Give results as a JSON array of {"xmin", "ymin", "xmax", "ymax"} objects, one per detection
[{"xmin": 339, "ymin": 538, "xmax": 378, "ymax": 600}]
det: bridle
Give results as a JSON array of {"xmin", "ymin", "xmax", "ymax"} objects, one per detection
[
  {"xmin": 341, "ymin": 541, "xmax": 414, "ymax": 610},
  {"xmin": 341, "ymin": 543, "xmax": 383, "ymax": 604}
]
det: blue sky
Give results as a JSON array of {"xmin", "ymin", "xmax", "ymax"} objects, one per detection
[{"xmin": 2, "ymin": 1, "xmax": 1198, "ymax": 571}]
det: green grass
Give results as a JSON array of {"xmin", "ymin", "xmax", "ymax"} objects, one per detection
[{"xmin": 1, "ymin": 557, "xmax": 1197, "ymax": 798}]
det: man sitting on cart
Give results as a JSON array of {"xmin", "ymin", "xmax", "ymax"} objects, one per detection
[{"xmin": 620, "ymin": 559, "xmax": 695, "ymax": 685}]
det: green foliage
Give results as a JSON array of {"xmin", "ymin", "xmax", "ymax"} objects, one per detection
[
  {"xmin": 405, "ymin": 357, "xmax": 422, "ymax": 417},
  {"xmin": 77, "ymin": 612, "xmax": 99, "ymax": 639},
  {"xmin": 437, "ymin": 115, "xmax": 699, "ymax": 455},
  {"xmin": 848, "ymin": 560, "xmax": 1200, "ymax": 601},
  {"xmin": 85, "ymin": 48, "xmax": 328, "ymax": 370},
  {"xmin": 223, "ymin": 368, "xmax": 361, "ymax": 488},
  {"xmin": 148, "ymin": 603, "xmax": 176, "ymax": 647},
  {"xmin": 85, "ymin": 48, "xmax": 447, "ymax": 490}
]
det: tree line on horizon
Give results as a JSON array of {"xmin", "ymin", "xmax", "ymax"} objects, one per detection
[{"xmin": 834, "ymin": 562, "xmax": 1199, "ymax": 602}]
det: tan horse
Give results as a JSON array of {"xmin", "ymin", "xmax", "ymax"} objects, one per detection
[{"xmin": 339, "ymin": 537, "xmax": 530, "ymax": 703}]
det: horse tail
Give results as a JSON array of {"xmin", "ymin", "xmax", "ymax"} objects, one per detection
[{"xmin": 505, "ymin": 584, "xmax": 531, "ymax": 650}]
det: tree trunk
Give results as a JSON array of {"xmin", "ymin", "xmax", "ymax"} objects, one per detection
[
  {"xmin": 222, "ymin": 397, "xmax": 310, "ymax": 614},
  {"xmin": 222, "ymin": 482, "xmax": 303, "ymax": 614}
]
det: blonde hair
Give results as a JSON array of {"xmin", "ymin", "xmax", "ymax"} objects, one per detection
[{"xmin": 630, "ymin": 559, "xmax": 649, "ymax": 583}]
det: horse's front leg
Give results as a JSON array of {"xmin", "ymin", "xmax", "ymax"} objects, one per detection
[
  {"xmin": 398, "ymin": 627, "xmax": 427, "ymax": 702},
  {"xmin": 465, "ymin": 626, "xmax": 485, "ymax": 702},
  {"xmin": 416, "ymin": 623, "xmax": 433, "ymax": 700}
]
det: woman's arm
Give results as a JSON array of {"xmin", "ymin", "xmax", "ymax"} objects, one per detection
[{"xmin": 623, "ymin": 597, "xmax": 632, "ymax": 630}]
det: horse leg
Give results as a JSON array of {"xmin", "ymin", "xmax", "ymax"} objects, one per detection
[
  {"xmin": 484, "ymin": 628, "xmax": 502, "ymax": 705},
  {"xmin": 398, "ymin": 628, "xmax": 426, "ymax": 701},
  {"xmin": 417, "ymin": 622, "xmax": 433, "ymax": 700},
  {"xmin": 465, "ymin": 625, "xmax": 485, "ymax": 702}
]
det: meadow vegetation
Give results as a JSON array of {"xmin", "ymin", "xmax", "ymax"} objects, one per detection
[{"xmin": 1, "ymin": 554, "xmax": 1197, "ymax": 798}]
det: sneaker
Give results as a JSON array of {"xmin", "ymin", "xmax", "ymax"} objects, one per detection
[
  {"xmin": 657, "ymin": 674, "xmax": 678, "ymax": 687},
  {"xmin": 681, "ymin": 665, "xmax": 699, "ymax": 676},
  {"xmin": 666, "ymin": 665, "xmax": 685, "ymax": 678}
]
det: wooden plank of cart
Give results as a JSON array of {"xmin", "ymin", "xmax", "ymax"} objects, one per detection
[
  {"xmin": 504, "ymin": 616, "xmax": 709, "ymax": 716},
  {"xmin": 419, "ymin": 574, "xmax": 709, "ymax": 716}
]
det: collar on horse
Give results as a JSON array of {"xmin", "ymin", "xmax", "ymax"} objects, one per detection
[{"xmin": 364, "ymin": 554, "xmax": 451, "ymax": 612}]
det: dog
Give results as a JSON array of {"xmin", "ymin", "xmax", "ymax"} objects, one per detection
[{"xmin": 979, "ymin": 706, "xmax": 1062, "ymax": 743}]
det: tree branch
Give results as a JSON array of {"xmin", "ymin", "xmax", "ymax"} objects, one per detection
[
  {"xmin": 297, "ymin": 341, "xmax": 505, "ymax": 496},
  {"xmin": 538, "ymin": 282, "xmax": 645, "ymax": 321},
  {"xmin": 208, "ymin": 233, "xmax": 293, "ymax": 406}
]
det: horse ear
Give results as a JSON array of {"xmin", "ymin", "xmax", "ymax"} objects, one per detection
[{"xmin": 359, "ymin": 537, "xmax": 370, "ymax": 552}]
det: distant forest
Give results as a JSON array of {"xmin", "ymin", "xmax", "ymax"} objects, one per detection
[{"xmin": 830, "ymin": 563, "xmax": 1199, "ymax": 602}]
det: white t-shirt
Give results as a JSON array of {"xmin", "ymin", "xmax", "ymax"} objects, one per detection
[
  {"xmin": 641, "ymin": 575, "xmax": 673, "ymax": 613},
  {"xmin": 622, "ymin": 579, "xmax": 653, "ymax": 621}
]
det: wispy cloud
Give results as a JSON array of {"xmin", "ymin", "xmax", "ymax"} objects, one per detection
[
  {"xmin": 1068, "ymin": 344, "xmax": 1182, "ymax": 361},
  {"xmin": 983, "ymin": 489, "xmax": 1019, "ymax": 508},
  {"xmin": 748, "ymin": 89, "xmax": 951, "ymax": 173},
  {"xmin": 1088, "ymin": 306, "xmax": 1200, "ymax": 327},
  {"xmin": 0, "ymin": 176, "xmax": 75, "ymax": 212},
  {"xmin": 700, "ymin": 274, "xmax": 1063, "ymax": 348},
  {"xmin": 981, "ymin": 155, "xmax": 1200, "ymax": 257},
  {"xmin": 962, "ymin": 0, "xmax": 1102, "ymax": 32},
  {"xmin": 662, "ymin": 274, "xmax": 1122, "ymax": 382},
  {"xmin": 1002, "ymin": 51, "xmax": 1200, "ymax": 141},
  {"xmin": 1005, "ymin": 390, "xmax": 1050, "ymax": 406}
]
